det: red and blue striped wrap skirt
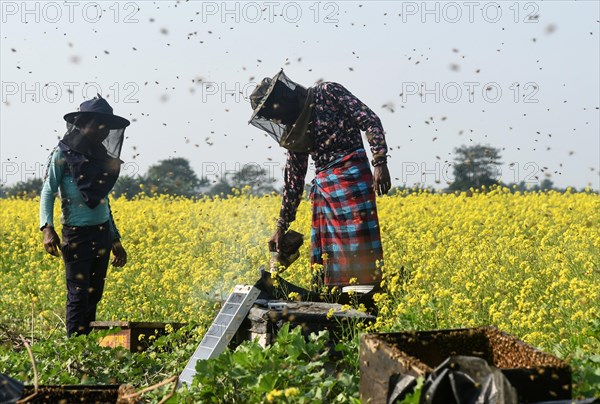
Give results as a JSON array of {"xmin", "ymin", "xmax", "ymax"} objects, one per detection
[{"xmin": 310, "ymin": 148, "xmax": 384, "ymax": 286}]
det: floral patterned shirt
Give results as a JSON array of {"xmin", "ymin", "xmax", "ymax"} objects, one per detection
[{"xmin": 277, "ymin": 82, "xmax": 388, "ymax": 231}]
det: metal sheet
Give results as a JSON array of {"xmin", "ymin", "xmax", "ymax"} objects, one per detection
[{"xmin": 179, "ymin": 285, "xmax": 261, "ymax": 385}]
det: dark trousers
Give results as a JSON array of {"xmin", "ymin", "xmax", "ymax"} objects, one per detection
[{"xmin": 60, "ymin": 222, "xmax": 111, "ymax": 337}]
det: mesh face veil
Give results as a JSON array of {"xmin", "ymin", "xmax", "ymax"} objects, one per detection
[
  {"xmin": 64, "ymin": 116, "xmax": 126, "ymax": 160},
  {"xmin": 248, "ymin": 69, "xmax": 308, "ymax": 145},
  {"xmin": 100, "ymin": 126, "xmax": 125, "ymax": 159}
]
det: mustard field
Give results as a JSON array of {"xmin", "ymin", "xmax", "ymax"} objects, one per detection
[{"xmin": 1, "ymin": 187, "xmax": 599, "ymax": 398}]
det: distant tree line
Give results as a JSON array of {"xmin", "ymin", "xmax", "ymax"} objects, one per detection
[
  {"xmin": 111, "ymin": 157, "xmax": 279, "ymax": 198},
  {"xmin": 0, "ymin": 157, "xmax": 278, "ymax": 199},
  {"xmin": 442, "ymin": 144, "xmax": 594, "ymax": 194},
  {"xmin": 0, "ymin": 145, "xmax": 596, "ymax": 199}
]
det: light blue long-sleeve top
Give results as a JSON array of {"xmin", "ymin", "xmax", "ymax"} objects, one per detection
[{"xmin": 39, "ymin": 147, "xmax": 120, "ymax": 240}]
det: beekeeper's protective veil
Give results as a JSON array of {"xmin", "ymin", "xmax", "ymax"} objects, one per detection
[
  {"xmin": 248, "ymin": 69, "xmax": 314, "ymax": 153},
  {"xmin": 52, "ymin": 95, "xmax": 131, "ymax": 208}
]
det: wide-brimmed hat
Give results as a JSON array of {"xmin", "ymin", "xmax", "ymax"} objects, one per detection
[{"xmin": 63, "ymin": 94, "xmax": 130, "ymax": 129}]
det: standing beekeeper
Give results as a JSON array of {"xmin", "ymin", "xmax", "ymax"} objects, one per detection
[
  {"xmin": 249, "ymin": 69, "xmax": 391, "ymax": 307},
  {"xmin": 40, "ymin": 95, "xmax": 129, "ymax": 337}
]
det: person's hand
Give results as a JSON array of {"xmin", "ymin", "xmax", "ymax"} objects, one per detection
[
  {"xmin": 373, "ymin": 164, "xmax": 391, "ymax": 196},
  {"xmin": 43, "ymin": 226, "xmax": 61, "ymax": 257},
  {"xmin": 111, "ymin": 241, "xmax": 127, "ymax": 267},
  {"xmin": 268, "ymin": 227, "xmax": 285, "ymax": 253}
]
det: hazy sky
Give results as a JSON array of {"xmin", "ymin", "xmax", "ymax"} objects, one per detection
[{"xmin": 1, "ymin": 0, "xmax": 599, "ymax": 190}]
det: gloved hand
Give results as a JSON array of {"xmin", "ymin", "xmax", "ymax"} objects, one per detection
[
  {"xmin": 268, "ymin": 227, "xmax": 285, "ymax": 253},
  {"xmin": 42, "ymin": 226, "xmax": 61, "ymax": 257}
]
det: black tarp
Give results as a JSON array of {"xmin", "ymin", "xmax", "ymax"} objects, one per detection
[{"xmin": 0, "ymin": 373, "xmax": 24, "ymax": 404}]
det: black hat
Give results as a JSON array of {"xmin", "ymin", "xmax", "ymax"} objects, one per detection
[{"xmin": 63, "ymin": 94, "xmax": 130, "ymax": 129}]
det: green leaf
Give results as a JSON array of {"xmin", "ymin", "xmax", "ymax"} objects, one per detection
[{"xmin": 256, "ymin": 373, "xmax": 279, "ymax": 393}]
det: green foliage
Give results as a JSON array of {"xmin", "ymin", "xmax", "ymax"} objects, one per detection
[
  {"xmin": 144, "ymin": 158, "xmax": 205, "ymax": 198},
  {"xmin": 0, "ymin": 324, "xmax": 201, "ymax": 387},
  {"xmin": 0, "ymin": 323, "xmax": 364, "ymax": 403},
  {"xmin": 553, "ymin": 318, "xmax": 600, "ymax": 398},
  {"xmin": 2, "ymin": 178, "xmax": 43, "ymax": 198},
  {"xmin": 205, "ymin": 179, "xmax": 233, "ymax": 197},
  {"xmin": 567, "ymin": 348, "xmax": 600, "ymax": 398},
  {"xmin": 110, "ymin": 159, "xmax": 277, "ymax": 199},
  {"xmin": 229, "ymin": 164, "xmax": 278, "ymax": 196},
  {"xmin": 172, "ymin": 324, "xmax": 360, "ymax": 403},
  {"xmin": 448, "ymin": 144, "xmax": 502, "ymax": 191},
  {"xmin": 2, "ymin": 319, "xmax": 598, "ymax": 401},
  {"xmin": 112, "ymin": 175, "xmax": 144, "ymax": 199}
]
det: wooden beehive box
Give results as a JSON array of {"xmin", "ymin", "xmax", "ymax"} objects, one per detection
[
  {"xmin": 90, "ymin": 321, "xmax": 184, "ymax": 353},
  {"xmin": 234, "ymin": 299, "xmax": 376, "ymax": 347},
  {"xmin": 360, "ymin": 326, "xmax": 571, "ymax": 403},
  {"xmin": 20, "ymin": 385, "xmax": 122, "ymax": 403}
]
